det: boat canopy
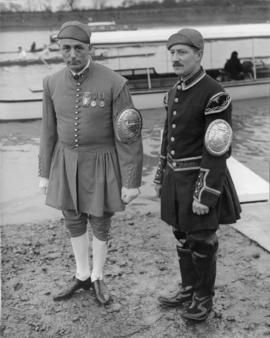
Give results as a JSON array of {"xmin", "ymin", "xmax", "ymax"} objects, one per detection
[
  {"xmin": 88, "ymin": 21, "xmax": 116, "ymax": 27},
  {"xmin": 91, "ymin": 23, "xmax": 270, "ymax": 46}
]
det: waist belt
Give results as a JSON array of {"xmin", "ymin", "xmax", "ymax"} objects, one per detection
[
  {"xmin": 167, "ymin": 154, "xmax": 201, "ymax": 171},
  {"xmin": 59, "ymin": 141, "xmax": 115, "ymax": 153}
]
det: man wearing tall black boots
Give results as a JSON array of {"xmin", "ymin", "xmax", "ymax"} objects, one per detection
[{"xmin": 154, "ymin": 28, "xmax": 241, "ymax": 321}]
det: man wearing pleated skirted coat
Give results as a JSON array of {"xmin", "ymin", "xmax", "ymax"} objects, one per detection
[{"xmin": 39, "ymin": 21, "xmax": 143, "ymax": 305}]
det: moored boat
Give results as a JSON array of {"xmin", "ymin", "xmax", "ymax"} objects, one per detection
[
  {"xmin": 0, "ymin": 73, "xmax": 269, "ymax": 121},
  {"xmin": 1, "ymin": 23, "xmax": 270, "ymax": 120}
]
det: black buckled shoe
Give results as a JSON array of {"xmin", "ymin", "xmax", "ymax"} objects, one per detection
[
  {"xmin": 158, "ymin": 286, "xmax": 193, "ymax": 307},
  {"xmin": 181, "ymin": 295, "xmax": 213, "ymax": 321},
  {"xmin": 53, "ymin": 276, "xmax": 92, "ymax": 301},
  {"xmin": 92, "ymin": 279, "xmax": 111, "ymax": 305}
]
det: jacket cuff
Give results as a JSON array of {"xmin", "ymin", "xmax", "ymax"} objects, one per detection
[
  {"xmin": 154, "ymin": 156, "xmax": 166, "ymax": 185},
  {"xmin": 122, "ymin": 164, "xmax": 142, "ymax": 188},
  {"xmin": 38, "ymin": 155, "xmax": 50, "ymax": 178},
  {"xmin": 193, "ymin": 169, "xmax": 221, "ymax": 207}
]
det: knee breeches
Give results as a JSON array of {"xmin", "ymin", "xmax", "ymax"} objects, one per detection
[
  {"xmin": 62, "ymin": 210, "xmax": 113, "ymax": 241},
  {"xmin": 173, "ymin": 228, "xmax": 218, "ymax": 255}
]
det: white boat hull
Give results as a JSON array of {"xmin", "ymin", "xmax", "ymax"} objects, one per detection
[
  {"xmin": 225, "ymin": 79, "xmax": 270, "ymax": 101},
  {"xmin": 0, "ymin": 79, "xmax": 269, "ymax": 120},
  {"xmin": 133, "ymin": 79, "xmax": 270, "ymax": 110}
]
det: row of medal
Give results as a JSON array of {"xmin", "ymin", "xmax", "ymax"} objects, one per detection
[{"xmin": 82, "ymin": 92, "xmax": 105, "ymax": 108}]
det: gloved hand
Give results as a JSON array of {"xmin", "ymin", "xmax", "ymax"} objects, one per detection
[
  {"xmin": 154, "ymin": 184, "xmax": 162, "ymax": 198},
  {"xmin": 39, "ymin": 177, "xmax": 49, "ymax": 195},
  {"xmin": 121, "ymin": 187, "xmax": 140, "ymax": 204}
]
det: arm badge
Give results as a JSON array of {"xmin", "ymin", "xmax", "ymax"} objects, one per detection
[
  {"xmin": 115, "ymin": 108, "xmax": 142, "ymax": 144},
  {"xmin": 204, "ymin": 119, "xmax": 232, "ymax": 156}
]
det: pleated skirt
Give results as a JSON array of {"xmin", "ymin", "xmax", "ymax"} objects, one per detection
[
  {"xmin": 46, "ymin": 142, "xmax": 124, "ymax": 216},
  {"xmin": 161, "ymin": 165, "xmax": 241, "ymax": 232}
]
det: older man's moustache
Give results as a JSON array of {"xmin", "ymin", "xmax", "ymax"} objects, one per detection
[
  {"xmin": 68, "ymin": 61, "xmax": 81, "ymax": 65},
  {"xmin": 173, "ymin": 62, "xmax": 183, "ymax": 67}
]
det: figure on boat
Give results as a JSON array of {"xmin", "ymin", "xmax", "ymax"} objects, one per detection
[{"xmin": 224, "ymin": 51, "xmax": 244, "ymax": 80}]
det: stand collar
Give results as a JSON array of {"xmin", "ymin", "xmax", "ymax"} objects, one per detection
[
  {"xmin": 69, "ymin": 58, "xmax": 91, "ymax": 78},
  {"xmin": 179, "ymin": 67, "xmax": 206, "ymax": 91}
]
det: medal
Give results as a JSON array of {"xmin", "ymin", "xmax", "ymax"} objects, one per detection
[
  {"xmin": 91, "ymin": 93, "xmax": 97, "ymax": 107},
  {"xmin": 82, "ymin": 92, "xmax": 91, "ymax": 107},
  {"xmin": 98, "ymin": 92, "xmax": 105, "ymax": 108}
]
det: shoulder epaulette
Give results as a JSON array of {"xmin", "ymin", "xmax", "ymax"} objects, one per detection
[{"xmin": 205, "ymin": 92, "xmax": 231, "ymax": 115}]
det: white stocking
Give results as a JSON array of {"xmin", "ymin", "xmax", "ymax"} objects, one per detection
[
  {"xmin": 91, "ymin": 235, "xmax": 107, "ymax": 282},
  {"xmin": 71, "ymin": 232, "xmax": 90, "ymax": 281}
]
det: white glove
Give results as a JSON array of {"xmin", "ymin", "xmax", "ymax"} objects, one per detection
[
  {"xmin": 121, "ymin": 187, "xmax": 140, "ymax": 204},
  {"xmin": 39, "ymin": 177, "xmax": 49, "ymax": 195},
  {"xmin": 192, "ymin": 199, "xmax": 209, "ymax": 215}
]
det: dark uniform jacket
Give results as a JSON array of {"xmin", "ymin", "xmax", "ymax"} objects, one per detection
[
  {"xmin": 154, "ymin": 67, "xmax": 241, "ymax": 232},
  {"xmin": 39, "ymin": 61, "xmax": 143, "ymax": 217}
]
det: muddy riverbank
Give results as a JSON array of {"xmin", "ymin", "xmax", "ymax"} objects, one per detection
[{"xmin": 1, "ymin": 210, "xmax": 270, "ymax": 337}]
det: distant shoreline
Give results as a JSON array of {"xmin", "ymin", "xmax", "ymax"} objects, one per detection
[{"xmin": 1, "ymin": 5, "xmax": 269, "ymax": 31}]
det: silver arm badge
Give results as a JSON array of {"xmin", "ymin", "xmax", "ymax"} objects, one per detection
[
  {"xmin": 204, "ymin": 119, "xmax": 232, "ymax": 156},
  {"xmin": 115, "ymin": 108, "xmax": 142, "ymax": 144}
]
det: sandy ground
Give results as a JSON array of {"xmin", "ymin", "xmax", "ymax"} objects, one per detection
[
  {"xmin": 1, "ymin": 114, "xmax": 270, "ymax": 337},
  {"xmin": 1, "ymin": 212, "xmax": 270, "ymax": 338}
]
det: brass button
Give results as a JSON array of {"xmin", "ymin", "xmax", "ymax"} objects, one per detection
[
  {"xmin": 174, "ymin": 98, "xmax": 179, "ymax": 103},
  {"xmin": 172, "ymin": 162, "xmax": 177, "ymax": 167},
  {"xmin": 173, "ymin": 111, "xmax": 177, "ymax": 116},
  {"xmin": 74, "ymin": 128, "xmax": 78, "ymax": 131},
  {"xmin": 74, "ymin": 122, "xmax": 78, "ymax": 126},
  {"xmin": 172, "ymin": 124, "xmax": 176, "ymax": 128},
  {"xmin": 171, "ymin": 137, "xmax": 175, "ymax": 142},
  {"xmin": 177, "ymin": 85, "xmax": 181, "ymax": 90},
  {"xmin": 171, "ymin": 150, "xmax": 175, "ymax": 155}
]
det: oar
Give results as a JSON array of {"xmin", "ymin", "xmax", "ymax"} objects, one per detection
[{"xmin": 39, "ymin": 56, "xmax": 51, "ymax": 69}]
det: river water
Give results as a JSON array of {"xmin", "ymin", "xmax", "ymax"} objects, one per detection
[
  {"xmin": 0, "ymin": 30, "xmax": 55, "ymax": 53},
  {"xmin": 0, "ymin": 27, "xmax": 269, "ymax": 181}
]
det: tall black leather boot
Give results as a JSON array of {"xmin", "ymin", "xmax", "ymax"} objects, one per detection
[
  {"xmin": 158, "ymin": 244, "xmax": 198, "ymax": 307},
  {"xmin": 181, "ymin": 245, "xmax": 217, "ymax": 321}
]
